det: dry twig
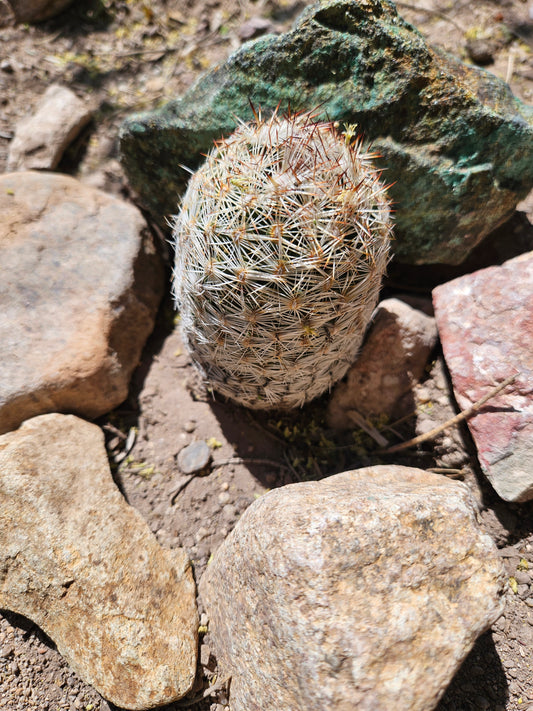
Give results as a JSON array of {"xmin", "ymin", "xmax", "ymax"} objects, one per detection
[
  {"xmin": 347, "ymin": 410, "xmax": 389, "ymax": 448},
  {"xmin": 381, "ymin": 372, "xmax": 519, "ymax": 454},
  {"xmin": 212, "ymin": 457, "xmax": 291, "ymax": 472}
]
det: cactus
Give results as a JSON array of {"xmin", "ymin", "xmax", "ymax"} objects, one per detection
[{"xmin": 172, "ymin": 109, "xmax": 393, "ymax": 409}]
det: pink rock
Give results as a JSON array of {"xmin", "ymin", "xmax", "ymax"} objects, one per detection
[
  {"xmin": 327, "ymin": 298, "xmax": 438, "ymax": 429},
  {"xmin": 433, "ymin": 251, "xmax": 533, "ymax": 502}
]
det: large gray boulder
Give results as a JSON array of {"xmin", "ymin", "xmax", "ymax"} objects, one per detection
[
  {"xmin": 200, "ymin": 465, "xmax": 505, "ymax": 711},
  {"xmin": 120, "ymin": 0, "xmax": 533, "ymax": 265}
]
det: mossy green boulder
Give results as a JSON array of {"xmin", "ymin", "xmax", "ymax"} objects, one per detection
[{"xmin": 119, "ymin": 0, "xmax": 533, "ymax": 265}]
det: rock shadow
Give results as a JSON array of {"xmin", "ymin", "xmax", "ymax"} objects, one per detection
[{"xmin": 436, "ymin": 630, "xmax": 508, "ymax": 710}]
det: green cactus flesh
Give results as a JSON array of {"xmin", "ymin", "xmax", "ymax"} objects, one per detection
[{"xmin": 172, "ymin": 110, "xmax": 392, "ymax": 409}]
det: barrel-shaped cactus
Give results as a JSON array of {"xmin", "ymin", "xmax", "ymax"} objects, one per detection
[{"xmin": 172, "ymin": 110, "xmax": 392, "ymax": 409}]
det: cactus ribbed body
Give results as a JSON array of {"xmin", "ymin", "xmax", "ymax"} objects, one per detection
[{"xmin": 172, "ymin": 111, "xmax": 392, "ymax": 409}]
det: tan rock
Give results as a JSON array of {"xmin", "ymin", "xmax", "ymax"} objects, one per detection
[
  {"xmin": 0, "ymin": 171, "xmax": 163, "ymax": 435},
  {"xmin": 328, "ymin": 298, "xmax": 438, "ymax": 429},
  {"xmin": 0, "ymin": 413, "xmax": 198, "ymax": 710},
  {"xmin": 200, "ymin": 465, "xmax": 504, "ymax": 711},
  {"xmin": 7, "ymin": 84, "xmax": 92, "ymax": 170}
]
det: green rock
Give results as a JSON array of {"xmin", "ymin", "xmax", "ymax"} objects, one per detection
[{"xmin": 119, "ymin": 0, "xmax": 533, "ymax": 265}]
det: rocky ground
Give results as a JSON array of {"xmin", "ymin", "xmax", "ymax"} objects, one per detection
[{"xmin": 0, "ymin": 1, "xmax": 533, "ymax": 710}]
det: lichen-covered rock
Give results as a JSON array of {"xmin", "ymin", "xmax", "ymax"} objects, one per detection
[
  {"xmin": 0, "ymin": 414, "xmax": 198, "ymax": 710},
  {"xmin": 200, "ymin": 465, "xmax": 505, "ymax": 711},
  {"xmin": 0, "ymin": 171, "xmax": 163, "ymax": 435},
  {"xmin": 120, "ymin": 0, "xmax": 533, "ymax": 265}
]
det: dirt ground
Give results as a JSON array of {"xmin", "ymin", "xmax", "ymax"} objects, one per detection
[{"xmin": 1, "ymin": 1, "xmax": 533, "ymax": 710}]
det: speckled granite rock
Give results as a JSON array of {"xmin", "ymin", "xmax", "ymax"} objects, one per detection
[
  {"xmin": 327, "ymin": 298, "xmax": 438, "ymax": 428},
  {"xmin": 0, "ymin": 413, "xmax": 198, "ymax": 710},
  {"xmin": 433, "ymin": 251, "xmax": 533, "ymax": 502},
  {"xmin": 120, "ymin": 0, "xmax": 533, "ymax": 265},
  {"xmin": 200, "ymin": 465, "xmax": 505, "ymax": 711},
  {"xmin": 0, "ymin": 171, "xmax": 163, "ymax": 435},
  {"xmin": 7, "ymin": 84, "xmax": 92, "ymax": 171}
]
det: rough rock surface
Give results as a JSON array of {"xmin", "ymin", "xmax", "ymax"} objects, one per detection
[
  {"xmin": 3, "ymin": 0, "xmax": 73, "ymax": 23},
  {"xmin": 0, "ymin": 413, "xmax": 199, "ymax": 710},
  {"xmin": 327, "ymin": 298, "xmax": 438, "ymax": 428},
  {"xmin": 0, "ymin": 171, "xmax": 163, "ymax": 435},
  {"xmin": 119, "ymin": 0, "xmax": 533, "ymax": 265},
  {"xmin": 200, "ymin": 465, "xmax": 505, "ymax": 711},
  {"xmin": 433, "ymin": 251, "xmax": 533, "ymax": 502},
  {"xmin": 7, "ymin": 84, "xmax": 92, "ymax": 171}
]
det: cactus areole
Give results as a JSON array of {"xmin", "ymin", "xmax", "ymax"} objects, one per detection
[{"xmin": 172, "ymin": 110, "xmax": 393, "ymax": 410}]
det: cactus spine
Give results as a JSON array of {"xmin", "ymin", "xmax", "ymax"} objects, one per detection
[{"xmin": 172, "ymin": 109, "xmax": 393, "ymax": 409}]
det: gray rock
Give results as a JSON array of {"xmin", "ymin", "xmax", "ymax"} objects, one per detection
[
  {"xmin": 327, "ymin": 298, "xmax": 438, "ymax": 429},
  {"xmin": 0, "ymin": 413, "xmax": 198, "ymax": 709},
  {"xmin": 238, "ymin": 17, "xmax": 276, "ymax": 41},
  {"xmin": 119, "ymin": 0, "xmax": 533, "ymax": 265},
  {"xmin": 177, "ymin": 440, "xmax": 211, "ymax": 474},
  {"xmin": 4, "ymin": 0, "xmax": 73, "ymax": 23},
  {"xmin": 7, "ymin": 84, "xmax": 92, "ymax": 171},
  {"xmin": 0, "ymin": 171, "xmax": 163, "ymax": 435},
  {"xmin": 433, "ymin": 251, "xmax": 533, "ymax": 502},
  {"xmin": 200, "ymin": 465, "xmax": 504, "ymax": 711}
]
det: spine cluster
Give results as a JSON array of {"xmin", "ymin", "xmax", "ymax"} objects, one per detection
[{"xmin": 173, "ymin": 109, "xmax": 393, "ymax": 409}]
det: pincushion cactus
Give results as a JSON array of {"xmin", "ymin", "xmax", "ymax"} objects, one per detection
[{"xmin": 172, "ymin": 110, "xmax": 393, "ymax": 409}]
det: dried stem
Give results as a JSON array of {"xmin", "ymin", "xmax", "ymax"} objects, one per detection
[{"xmin": 381, "ymin": 373, "xmax": 519, "ymax": 454}]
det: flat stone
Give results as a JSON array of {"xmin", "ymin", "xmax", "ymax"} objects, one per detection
[
  {"xmin": 119, "ymin": 0, "xmax": 533, "ymax": 265},
  {"xmin": 200, "ymin": 465, "xmax": 504, "ymax": 711},
  {"xmin": 433, "ymin": 251, "xmax": 533, "ymax": 502},
  {"xmin": 4, "ymin": 0, "xmax": 73, "ymax": 23},
  {"xmin": 177, "ymin": 440, "xmax": 211, "ymax": 474},
  {"xmin": 7, "ymin": 84, "xmax": 92, "ymax": 171},
  {"xmin": 327, "ymin": 298, "xmax": 438, "ymax": 428},
  {"xmin": 0, "ymin": 413, "xmax": 198, "ymax": 709},
  {"xmin": 0, "ymin": 171, "xmax": 164, "ymax": 435}
]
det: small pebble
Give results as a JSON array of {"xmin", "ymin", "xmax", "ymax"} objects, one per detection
[
  {"xmin": 238, "ymin": 17, "xmax": 274, "ymax": 41},
  {"xmin": 200, "ymin": 643, "xmax": 212, "ymax": 667},
  {"xmin": 222, "ymin": 504, "xmax": 237, "ymax": 521},
  {"xmin": 184, "ymin": 420, "xmax": 196, "ymax": 433},
  {"xmin": 465, "ymin": 38, "xmax": 495, "ymax": 66},
  {"xmin": 195, "ymin": 526, "xmax": 210, "ymax": 543},
  {"xmin": 177, "ymin": 440, "xmax": 211, "ymax": 474},
  {"xmin": 218, "ymin": 491, "xmax": 231, "ymax": 506},
  {"xmin": 0, "ymin": 643, "xmax": 14, "ymax": 658},
  {"xmin": 220, "ymin": 481, "xmax": 229, "ymax": 491},
  {"xmin": 515, "ymin": 571, "xmax": 530, "ymax": 585}
]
